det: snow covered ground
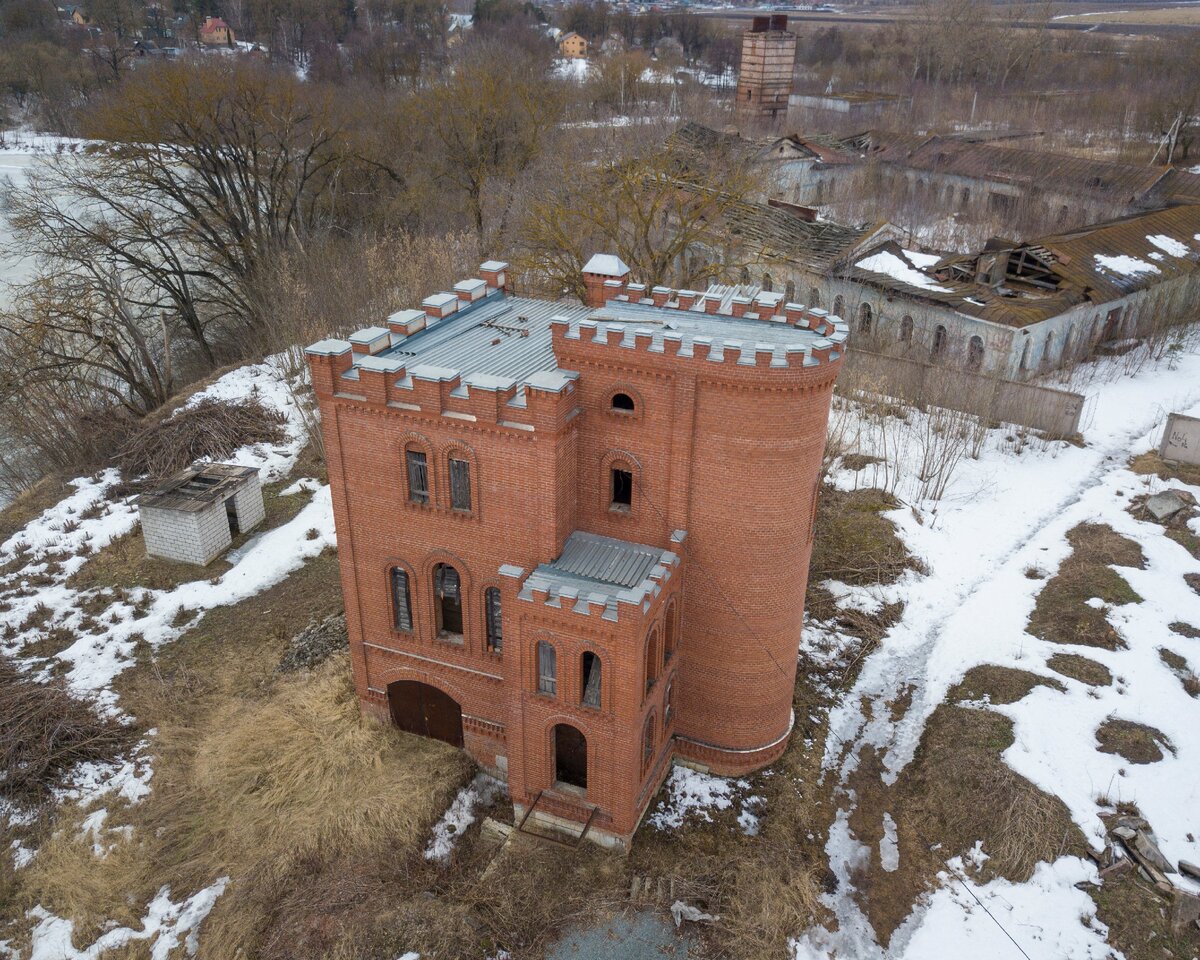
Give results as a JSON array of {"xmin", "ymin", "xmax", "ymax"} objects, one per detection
[
  {"xmin": 794, "ymin": 343, "xmax": 1200, "ymax": 957},
  {"xmin": 1, "ymin": 355, "xmax": 333, "ymax": 957}
]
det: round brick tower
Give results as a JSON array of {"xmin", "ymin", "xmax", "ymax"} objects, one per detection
[{"xmin": 672, "ymin": 350, "xmax": 843, "ymax": 774}]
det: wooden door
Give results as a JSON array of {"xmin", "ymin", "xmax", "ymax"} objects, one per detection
[{"xmin": 387, "ymin": 680, "xmax": 463, "ymax": 748}]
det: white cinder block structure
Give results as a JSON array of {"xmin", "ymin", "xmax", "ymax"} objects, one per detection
[{"xmin": 137, "ymin": 463, "xmax": 265, "ymax": 566}]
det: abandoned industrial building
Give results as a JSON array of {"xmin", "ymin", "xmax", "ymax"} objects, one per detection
[
  {"xmin": 306, "ymin": 258, "xmax": 847, "ymax": 848},
  {"xmin": 137, "ymin": 463, "xmax": 265, "ymax": 566}
]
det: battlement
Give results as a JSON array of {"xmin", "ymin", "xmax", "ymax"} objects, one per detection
[{"xmin": 510, "ymin": 530, "xmax": 686, "ymax": 625}]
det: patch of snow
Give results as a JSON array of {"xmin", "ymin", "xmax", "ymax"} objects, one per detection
[
  {"xmin": 280, "ymin": 477, "xmax": 320, "ymax": 496},
  {"xmin": 1146, "ymin": 234, "xmax": 1190, "ymax": 258},
  {"xmin": 26, "ymin": 877, "xmax": 229, "ymax": 960},
  {"xmin": 879, "ymin": 813, "xmax": 899, "ymax": 872},
  {"xmin": 554, "ymin": 57, "xmax": 593, "ymax": 82},
  {"xmin": 854, "ymin": 251, "xmax": 951, "ymax": 293},
  {"xmin": 1093, "ymin": 253, "xmax": 1161, "ymax": 278},
  {"xmin": 902, "ymin": 249, "xmax": 941, "ymax": 269},
  {"xmin": 424, "ymin": 773, "xmax": 504, "ymax": 861},
  {"xmin": 649, "ymin": 765, "xmax": 761, "ymax": 834},
  {"xmin": 11, "ymin": 839, "xmax": 35, "ymax": 869}
]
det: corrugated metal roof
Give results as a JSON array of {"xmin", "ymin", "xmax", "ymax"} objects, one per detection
[
  {"xmin": 544, "ymin": 531, "xmax": 664, "ymax": 589},
  {"xmin": 378, "ymin": 294, "xmax": 591, "ymax": 381}
]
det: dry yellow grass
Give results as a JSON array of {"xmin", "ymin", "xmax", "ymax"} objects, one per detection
[{"xmin": 13, "ymin": 655, "xmax": 471, "ymax": 957}]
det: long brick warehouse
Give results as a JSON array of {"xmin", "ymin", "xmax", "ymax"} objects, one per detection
[{"xmin": 307, "ymin": 255, "xmax": 847, "ymax": 849}]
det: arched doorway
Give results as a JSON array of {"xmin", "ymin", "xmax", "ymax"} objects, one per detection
[
  {"xmin": 554, "ymin": 723, "xmax": 587, "ymax": 790},
  {"xmin": 387, "ymin": 680, "xmax": 463, "ymax": 747}
]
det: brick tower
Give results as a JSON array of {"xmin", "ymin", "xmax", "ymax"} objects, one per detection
[
  {"xmin": 734, "ymin": 14, "xmax": 797, "ymax": 132},
  {"xmin": 307, "ymin": 260, "xmax": 847, "ymax": 850}
]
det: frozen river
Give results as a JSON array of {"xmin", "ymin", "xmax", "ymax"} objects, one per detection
[{"xmin": 0, "ymin": 151, "xmax": 38, "ymax": 310}]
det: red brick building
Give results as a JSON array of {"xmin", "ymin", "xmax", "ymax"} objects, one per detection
[{"xmin": 306, "ymin": 256, "xmax": 847, "ymax": 849}]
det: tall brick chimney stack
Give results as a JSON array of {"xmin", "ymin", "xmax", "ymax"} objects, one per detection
[
  {"xmin": 735, "ymin": 14, "xmax": 797, "ymax": 132},
  {"xmin": 581, "ymin": 253, "xmax": 631, "ymax": 307}
]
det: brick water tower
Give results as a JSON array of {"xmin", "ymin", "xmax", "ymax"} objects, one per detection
[{"xmin": 734, "ymin": 14, "xmax": 797, "ymax": 132}]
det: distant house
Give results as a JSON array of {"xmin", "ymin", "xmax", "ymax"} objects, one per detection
[
  {"xmin": 199, "ymin": 15, "xmax": 234, "ymax": 46},
  {"xmin": 63, "ymin": 5, "xmax": 89, "ymax": 25},
  {"xmin": 558, "ymin": 31, "xmax": 588, "ymax": 59}
]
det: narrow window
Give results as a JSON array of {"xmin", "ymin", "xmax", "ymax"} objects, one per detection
[
  {"xmin": 857, "ymin": 302, "xmax": 873, "ymax": 335},
  {"xmin": 611, "ymin": 392, "xmax": 635, "ymax": 412},
  {"xmin": 449, "ymin": 456, "xmax": 471, "ymax": 511},
  {"xmin": 761, "ymin": 272, "xmax": 772, "ymax": 292},
  {"xmin": 611, "ymin": 467, "xmax": 632, "ymax": 511},
  {"xmin": 1019, "ymin": 339, "xmax": 1031, "ymax": 371},
  {"xmin": 663, "ymin": 607, "xmax": 677, "ymax": 665},
  {"xmin": 644, "ymin": 628, "xmax": 659, "ymax": 693},
  {"xmin": 406, "ymin": 449, "xmax": 429, "ymax": 504},
  {"xmin": 581, "ymin": 652, "xmax": 601, "ymax": 708},
  {"xmin": 1042, "ymin": 333, "xmax": 1054, "ymax": 369},
  {"xmin": 809, "ymin": 287, "xmax": 821, "ymax": 308},
  {"xmin": 900, "ymin": 315, "xmax": 914, "ymax": 343},
  {"xmin": 931, "ymin": 325, "xmax": 947, "ymax": 359},
  {"xmin": 967, "ymin": 335, "xmax": 984, "ymax": 371},
  {"xmin": 1062, "ymin": 324, "xmax": 1075, "ymax": 362},
  {"xmin": 664, "ymin": 678, "xmax": 674, "ymax": 728},
  {"xmin": 484, "ymin": 586, "xmax": 502, "ymax": 653},
  {"xmin": 785, "ymin": 280, "xmax": 796, "ymax": 303},
  {"xmin": 642, "ymin": 713, "xmax": 656, "ymax": 770},
  {"xmin": 390, "ymin": 567, "xmax": 412, "ymax": 632},
  {"xmin": 537, "ymin": 640, "xmax": 557, "ymax": 695},
  {"xmin": 433, "ymin": 563, "xmax": 463, "ymax": 637},
  {"xmin": 833, "ymin": 295, "xmax": 845, "ymax": 318}
]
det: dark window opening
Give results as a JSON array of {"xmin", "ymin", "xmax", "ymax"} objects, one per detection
[
  {"xmin": 484, "ymin": 586, "xmax": 502, "ymax": 653},
  {"xmin": 611, "ymin": 392, "xmax": 635, "ymax": 412},
  {"xmin": 967, "ymin": 335, "xmax": 984, "ymax": 371},
  {"xmin": 931, "ymin": 325, "xmax": 947, "ymax": 359},
  {"xmin": 555, "ymin": 723, "xmax": 587, "ymax": 789},
  {"xmin": 391, "ymin": 567, "xmax": 413, "ymax": 632},
  {"xmin": 857, "ymin": 302, "xmax": 873, "ymax": 335},
  {"xmin": 663, "ymin": 607, "xmax": 677, "ymax": 665},
  {"xmin": 644, "ymin": 629, "xmax": 659, "ymax": 693},
  {"xmin": 664, "ymin": 679, "xmax": 674, "ymax": 728},
  {"xmin": 642, "ymin": 713, "xmax": 656, "ymax": 771},
  {"xmin": 406, "ymin": 449, "xmax": 429, "ymax": 504},
  {"xmin": 900, "ymin": 315, "xmax": 914, "ymax": 343},
  {"xmin": 611, "ymin": 468, "xmax": 633, "ymax": 511},
  {"xmin": 433, "ymin": 563, "xmax": 462, "ymax": 638},
  {"xmin": 449, "ymin": 456, "xmax": 471, "ymax": 511},
  {"xmin": 538, "ymin": 640, "xmax": 557, "ymax": 695},
  {"xmin": 581, "ymin": 652, "xmax": 601, "ymax": 708},
  {"xmin": 225, "ymin": 499, "xmax": 239, "ymax": 537}
]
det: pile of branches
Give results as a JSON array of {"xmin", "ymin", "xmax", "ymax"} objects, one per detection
[
  {"xmin": 116, "ymin": 396, "xmax": 288, "ymax": 484},
  {"xmin": 0, "ymin": 656, "xmax": 135, "ymax": 802}
]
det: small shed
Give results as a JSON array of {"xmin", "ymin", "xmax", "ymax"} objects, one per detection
[{"xmin": 137, "ymin": 463, "xmax": 265, "ymax": 566}]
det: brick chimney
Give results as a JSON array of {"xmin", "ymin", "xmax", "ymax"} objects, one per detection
[{"xmin": 581, "ymin": 253, "xmax": 631, "ymax": 308}]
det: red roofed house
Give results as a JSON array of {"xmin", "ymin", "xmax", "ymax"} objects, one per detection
[{"xmin": 199, "ymin": 15, "xmax": 234, "ymax": 46}]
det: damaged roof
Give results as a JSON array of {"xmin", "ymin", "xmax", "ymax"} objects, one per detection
[{"xmin": 846, "ymin": 205, "xmax": 1200, "ymax": 328}]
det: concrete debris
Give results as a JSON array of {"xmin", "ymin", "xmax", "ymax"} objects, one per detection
[
  {"xmin": 1179, "ymin": 860, "xmax": 1200, "ymax": 882},
  {"xmin": 276, "ymin": 613, "xmax": 348, "ymax": 672},
  {"xmin": 670, "ymin": 901, "xmax": 719, "ymax": 927},
  {"xmin": 1131, "ymin": 829, "xmax": 1177, "ymax": 875},
  {"xmin": 1170, "ymin": 889, "xmax": 1200, "ymax": 933},
  {"xmin": 1145, "ymin": 490, "xmax": 1189, "ymax": 521}
]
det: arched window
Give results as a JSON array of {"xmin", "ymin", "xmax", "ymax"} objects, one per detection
[
  {"xmin": 642, "ymin": 712, "xmax": 656, "ymax": 771},
  {"xmin": 1041, "ymin": 333, "xmax": 1054, "ymax": 369},
  {"xmin": 739, "ymin": 265, "xmax": 751, "ymax": 285},
  {"xmin": 1062, "ymin": 324, "xmax": 1075, "ymax": 362},
  {"xmin": 762, "ymin": 272, "xmax": 773, "ymax": 292},
  {"xmin": 663, "ymin": 605, "xmax": 677, "ymax": 665},
  {"xmin": 664, "ymin": 678, "xmax": 674, "ymax": 728},
  {"xmin": 644, "ymin": 628, "xmax": 660, "ymax": 693},
  {"xmin": 931, "ymin": 325, "xmax": 947, "ymax": 359},
  {"xmin": 900, "ymin": 315, "xmax": 914, "ymax": 343},
  {"xmin": 967, "ymin": 335, "xmax": 984, "ymax": 370},
  {"xmin": 484, "ymin": 586, "xmax": 502, "ymax": 653},
  {"xmin": 390, "ymin": 567, "xmax": 413, "ymax": 632},
  {"xmin": 785, "ymin": 280, "xmax": 796, "ymax": 303},
  {"xmin": 611, "ymin": 464, "xmax": 633, "ymax": 511},
  {"xmin": 405, "ymin": 446, "xmax": 429, "ymax": 504},
  {"xmin": 809, "ymin": 287, "xmax": 821, "ymax": 308},
  {"xmin": 433, "ymin": 563, "xmax": 463, "ymax": 638},
  {"xmin": 611, "ymin": 392, "xmax": 635, "ymax": 412},
  {"xmin": 537, "ymin": 640, "xmax": 557, "ymax": 695},
  {"xmin": 833, "ymin": 295, "xmax": 845, "ymax": 318},
  {"xmin": 857, "ymin": 302, "xmax": 873, "ymax": 335},
  {"xmin": 1019, "ymin": 339, "xmax": 1031, "ymax": 371},
  {"xmin": 581, "ymin": 651, "xmax": 601, "ymax": 708},
  {"xmin": 960, "ymin": 186, "xmax": 970, "ymax": 204}
]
